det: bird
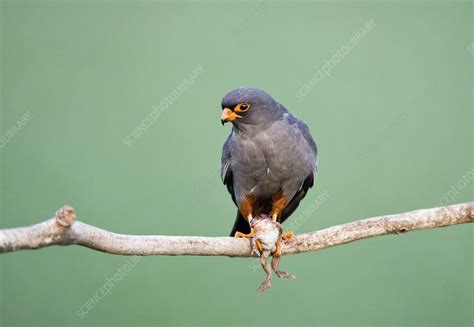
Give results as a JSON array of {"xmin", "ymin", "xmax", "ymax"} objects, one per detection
[{"xmin": 220, "ymin": 87, "xmax": 318, "ymax": 238}]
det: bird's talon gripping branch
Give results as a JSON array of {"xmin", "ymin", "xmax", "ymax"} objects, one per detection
[
  {"xmin": 281, "ymin": 230, "xmax": 295, "ymax": 241},
  {"xmin": 234, "ymin": 230, "xmax": 254, "ymax": 239}
]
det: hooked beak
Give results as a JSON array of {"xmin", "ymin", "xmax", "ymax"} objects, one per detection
[{"xmin": 220, "ymin": 108, "xmax": 242, "ymax": 125}]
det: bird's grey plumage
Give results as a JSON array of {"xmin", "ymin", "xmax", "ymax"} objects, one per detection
[{"xmin": 221, "ymin": 87, "xmax": 318, "ymax": 236}]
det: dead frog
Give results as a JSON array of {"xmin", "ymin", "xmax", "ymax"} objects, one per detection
[{"xmin": 249, "ymin": 214, "xmax": 296, "ymax": 293}]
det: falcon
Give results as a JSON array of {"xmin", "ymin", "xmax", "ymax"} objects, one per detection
[{"xmin": 220, "ymin": 87, "xmax": 318, "ymax": 239}]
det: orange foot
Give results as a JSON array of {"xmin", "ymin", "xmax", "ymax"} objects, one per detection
[
  {"xmin": 281, "ymin": 230, "xmax": 294, "ymax": 240},
  {"xmin": 234, "ymin": 229, "xmax": 254, "ymax": 238}
]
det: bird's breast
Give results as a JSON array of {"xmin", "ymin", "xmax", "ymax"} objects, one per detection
[{"xmin": 231, "ymin": 122, "xmax": 314, "ymax": 200}]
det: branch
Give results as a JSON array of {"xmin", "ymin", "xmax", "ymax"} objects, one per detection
[{"xmin": 0, "ymin": 202, "xmax": 472, "ymax": 256}]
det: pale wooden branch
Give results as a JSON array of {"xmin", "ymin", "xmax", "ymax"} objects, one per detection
[{"xmin": 0, "ymin": 202, "xmax": 472, "ymax": 256}]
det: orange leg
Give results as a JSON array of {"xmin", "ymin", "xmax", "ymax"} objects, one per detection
[
  {"xmin": 234, "ymin": 196, "xmax": 256, "ymax": 238},
  {"xmin": 255, "ymin": 239, "xmax": 264, "ymax": 253},
  {"xmin": 239, "ymin": 196, "xmax": 255, "ymax": 220},
  {"xmin": 271, "ymin": 191, "xmax": 288, "ymax": 222},
  {"xmin": 239, "ymin": 196, "xmax": 255, "ymax": 221}
]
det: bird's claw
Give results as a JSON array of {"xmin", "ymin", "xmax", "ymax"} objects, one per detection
[{"xmin": 281, "ymin": 230, "xmax": 295, "ymax": 241}]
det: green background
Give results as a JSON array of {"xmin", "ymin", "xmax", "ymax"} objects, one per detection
[{"xmin": 0, "ymin": 0, "xmax": 472, "ymax": 326}]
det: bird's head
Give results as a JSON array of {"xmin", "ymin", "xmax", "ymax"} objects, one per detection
[{"xmin": 220, "ymin": 87, "xmax": 284, "ymax": 127}]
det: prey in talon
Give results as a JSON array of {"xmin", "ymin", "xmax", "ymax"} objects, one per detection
[
  {"xmin": 249, "ymin": 214, "xmax": 281, "ymax": 256},
  {"xmin": 250, "ymin": 214, "xmax": 296, "ymax": 293}
]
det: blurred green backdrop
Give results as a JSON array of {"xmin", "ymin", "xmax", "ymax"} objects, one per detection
[{"xmin": 0, "ymin": 0, "xmax": 472, "ymax": 326}]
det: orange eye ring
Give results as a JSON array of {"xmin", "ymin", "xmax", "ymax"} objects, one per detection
[{"xmin": 235, "ymin": 102, "xmax": 250, "ymax": 112}]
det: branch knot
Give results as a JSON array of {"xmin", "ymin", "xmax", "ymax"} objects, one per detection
[{"xmin": 55, "ymin": 205, "xmax": 76, "ymax": 228}]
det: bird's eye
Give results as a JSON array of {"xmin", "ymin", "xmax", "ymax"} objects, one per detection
[{"xmin": 235, "ymin": 103, "xmax": 250, "ymax": 112}]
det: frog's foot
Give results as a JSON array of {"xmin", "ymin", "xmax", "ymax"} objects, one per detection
[
  {"xmin": 257, "ymin": 277, "xmax": 272, "ymax": 293},
  {"xmin": 275, "ymin": 270, "xmax": 296, "ymax": 280}
]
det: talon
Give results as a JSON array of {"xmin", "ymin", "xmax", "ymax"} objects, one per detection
[
  {"xmin": 234, "ymin": 229, "xmax": 254, "ymax": 238},
  {"xmin": 281, "ymin": 230, "xmax": 294, "ymax": 240}
]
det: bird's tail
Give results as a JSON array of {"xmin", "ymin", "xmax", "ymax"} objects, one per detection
[{"xmin": 229, "ymin": 211, "xmax": 250, "ymax": 236}]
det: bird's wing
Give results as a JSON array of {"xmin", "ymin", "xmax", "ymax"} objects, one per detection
[
  {"xmin": 279, "ymin": 118, "xmax": 318, "ymax": 224},
  {"xmin": 279, "ymin": 171, "xmax": 314, "ymax": 224},
  {"xmin": 297, "ymin": 118, "xmax": 318, "ymax": 174},
  {"xmin": 221, "ymin": 134, "xmax": 236, "ymax": 205},
  {"xmin": 221, "ymin": 134, "xmax": 250, "ymax": 236}
]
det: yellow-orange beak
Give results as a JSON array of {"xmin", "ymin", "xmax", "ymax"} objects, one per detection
[{"xmin": 221, "ymin": 108, "xmax": 242, "ymax": 125}]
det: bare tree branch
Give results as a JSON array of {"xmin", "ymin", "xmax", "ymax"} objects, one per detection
[{"xmin": 0, "ymin": 202, "xmax": 472, "ymax": 256}]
